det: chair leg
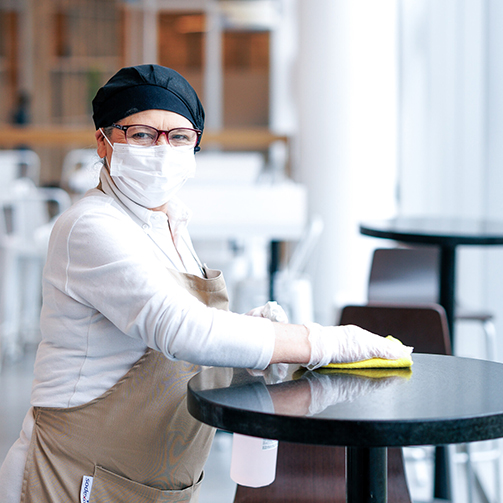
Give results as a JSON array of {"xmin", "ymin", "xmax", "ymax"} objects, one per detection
[
  {"xmin": 483, "ymin": 319, "xmax": 497, "ymax": 361},
  {"xmin": 1, "ymin": 250, "xmax": 22, "ymax": 361},
  {"xmin": 495, "ymin": 442, "xmax": 502, "ymax": 503},
  {"xmin": 403, "ymin": 446, "xmax": 435, "ymax": 498},
  {"xmin": 465, "ymin": 443, "xmax": 476, "ymax": 503}
]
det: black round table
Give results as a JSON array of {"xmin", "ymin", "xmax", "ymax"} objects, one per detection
[
  {"xmin": 360, "ymin": 217, "xmax": 503, "ymax": 342},
  {"xmin": 188, "ymin": 354, "xmax": 503, "ymax": 503}
]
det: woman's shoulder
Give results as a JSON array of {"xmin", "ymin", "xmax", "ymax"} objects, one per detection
[{"xmin": 51, "ymin": 190, "xmax": 142, "ymax": 243}]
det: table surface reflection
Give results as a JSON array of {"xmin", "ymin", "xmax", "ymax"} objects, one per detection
[{"xmin": 187, "ymin": 354, "xmax": 503, "ymax": 448}]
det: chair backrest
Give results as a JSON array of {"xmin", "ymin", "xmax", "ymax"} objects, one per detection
[
  {"xmin": 0, "ymin": 149, "xmax": 41, "ymax": 187},
  {"xmin": 339, "ymin": 304, "xmax": 451, "ymax": 355},
  {"xmin": 368, "ymin": 247, "xmax": 441, "ymax": 304},
  {"xmin": 60, "ymin": 148, "xmax": 101, "ymax": 194},
  {"xmin": 0, "ymin": 179, "xmax": 71, "ymax": 245}
]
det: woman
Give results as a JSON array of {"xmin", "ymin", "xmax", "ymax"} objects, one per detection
[{"xmin": 0, "ymin": 64, "xmax": 410, "ymax": 502}]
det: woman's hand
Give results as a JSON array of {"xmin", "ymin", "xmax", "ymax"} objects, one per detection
[
  {"xmin": 246, "ymin": 301, "xmax": 289, "ymax": 323},
  {"xmin": 305, "ymin": 323, "xmax": 413, "ymax": 370},
  {"xmin": 270, "ymin": 322, "xmax": 412, "ymax": 369}
]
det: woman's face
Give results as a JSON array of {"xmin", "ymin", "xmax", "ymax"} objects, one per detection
[
  {"xmin": 95, "ymin": 109, "xmax": 194, "ymax": 164},
  {"xmin": 95, "ymin": 109, "xmax": 194, "ymax": 212}
]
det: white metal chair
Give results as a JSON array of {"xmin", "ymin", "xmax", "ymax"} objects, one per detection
[
  {"xmin": 0, "ymin": 149, "xmax": 41, "ymax": 186},
  {"xmin": 60, "ymin": 148, "xmax": 101, "ymax": 195},
  {"xmin": 0, "ymin": 178, "xmax": 71, "ymax": 366}
]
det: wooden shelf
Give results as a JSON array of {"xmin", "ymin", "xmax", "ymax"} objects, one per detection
[
  {"xmin": 0, "ymin": 126, "xmax": 289, "ymax": 150},
  {"xmin": 0, "ymin": 126, "xmax": 96, "ymax": 147}
]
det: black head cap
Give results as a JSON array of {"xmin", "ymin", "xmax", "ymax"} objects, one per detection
[{"xmin": 92, "ymin": 64, "xmax": 205, "ymax": 135}]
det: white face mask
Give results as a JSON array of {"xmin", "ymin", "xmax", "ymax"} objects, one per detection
[{"xmin": 102, "ymin": 132, "xmax": 196, "ymax": 208}]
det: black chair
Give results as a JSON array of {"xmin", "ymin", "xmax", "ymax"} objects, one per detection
[
  {"xmin": 339, "ymin": 303, "xmax": 500, "ymax": 503},
  {"xmin": 232, "ymin": 305, "xmax": 433, "ymax": 503},
  {"xmin": 339, "ymin": 304, "xmax": 452, "ymax": 501},
  {"xmin": 233, "ymin": 444, "xmax": 410, "ymax": 503},
  {"xmin": 368, "ymin": 246, "xmax": 496, "ymax": 359},
  {"xmin": 234, "ymin": 442, "xmax": 345, "ymax": 503},
  {"xmin": 339, "ymin": 303, "xmax": 451, "ymax": 355}
]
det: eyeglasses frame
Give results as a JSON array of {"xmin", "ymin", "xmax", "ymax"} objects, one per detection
[{"xmin": 111, "ymin": 123, "xmax": 202, "ymax": 150}]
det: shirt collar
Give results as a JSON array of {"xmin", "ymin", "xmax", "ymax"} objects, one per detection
[{"xmin": 98, "ymin": 167, "xmax": 192, "ymax": 244}]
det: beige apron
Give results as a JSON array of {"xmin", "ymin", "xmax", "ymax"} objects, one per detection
[{"xmin": 21, "ymin": 267, "xmax": 231, "ymax": 503}]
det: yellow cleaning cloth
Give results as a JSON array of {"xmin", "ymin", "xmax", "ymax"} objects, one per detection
[{"xmin": 321, "ymin": 336, "xmax": 413, "ymax": 369}]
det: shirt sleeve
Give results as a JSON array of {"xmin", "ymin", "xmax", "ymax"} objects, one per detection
[{"xmin": 44, "ymin": 203, "xmax": 275, "ymax": 370}]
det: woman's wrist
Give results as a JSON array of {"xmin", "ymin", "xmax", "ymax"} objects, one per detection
[{"xmin": 270, "ymin": 323, "xmax": 311, "ymax": 364}]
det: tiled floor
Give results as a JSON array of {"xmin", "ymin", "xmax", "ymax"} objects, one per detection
[
  {"xmin": 0, "ymin": 347, "xmax": 501, "ymax": 503},
  {"xmin": 0, "ymin": 347, "xmax": 35, "ymax": 463}
]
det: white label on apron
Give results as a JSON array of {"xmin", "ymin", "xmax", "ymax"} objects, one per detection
[
  {"xmin": 261, "ymin": 439, "xmax": 278, "ymax": 450},
  {"xmin": 80, "ymin": 476, "xmax": 93, "ymax": 503}
]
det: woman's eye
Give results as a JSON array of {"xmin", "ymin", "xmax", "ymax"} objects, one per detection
[
  {"xmin": 132, "ymin": 132, "xmax": 155, "ymax": 140},
  {"xmin": 171, "ymin": 134, "xmax": 190, "ymax": 142},
  {"xmin": 169, "ymin": 130, "xmax": 197, "ymax": 145}
]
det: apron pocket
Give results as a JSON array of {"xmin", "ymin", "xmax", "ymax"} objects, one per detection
[{"xmin": 90, "ymin": 465, "xmax": 203, "ymax": 503}]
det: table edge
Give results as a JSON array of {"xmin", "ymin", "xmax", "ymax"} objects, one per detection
[
  {"xmin": 187, "ymin": 378, "xmax": 503, "ymax": 448},
  {"xmin": 359, "ymin": 223, "xmax": 503, "ymax": 246}
]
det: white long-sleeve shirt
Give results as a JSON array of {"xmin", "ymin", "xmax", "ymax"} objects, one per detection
[{"xmin": 0, "ymin": 168, "xmax": 275, "ymax": 502}]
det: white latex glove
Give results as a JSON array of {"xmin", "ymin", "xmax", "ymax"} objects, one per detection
[
  {"xmin": 246, "ymin": 301, "xmax": 289, "ymax": 323},
  {"xmin": 303, "ymin": 371, "xmax": 404, "ymax": 416},
  {"xmin": 247, "ymin": 301, "xmax": 289, "ymax": 380},
  {"xmin": 305, "ymin": 323, "xmax": 413, "ymax": 370}
]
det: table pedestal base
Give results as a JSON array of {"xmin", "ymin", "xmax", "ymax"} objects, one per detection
[{"xmin": 347, "ymin": 447, "xmax": 387, "ymax": 502}]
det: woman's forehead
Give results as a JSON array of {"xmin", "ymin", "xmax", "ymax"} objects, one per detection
[{"xmin": 118, "ymin": 109, "xmax": 193, "ymax": 128}]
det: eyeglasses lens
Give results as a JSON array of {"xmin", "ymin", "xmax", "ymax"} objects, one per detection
[
  {"xmin": 126, "ymin": 125, "xmax": 198, "ymax": 148},
  {"xmin": 168, "ymin": 129, "xmax": 198, "ymax": 148}
]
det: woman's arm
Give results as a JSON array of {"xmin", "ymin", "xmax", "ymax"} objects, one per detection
[{"xmin": 271, "ymin": 323, "xmax": 311, "ymax": 364}]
